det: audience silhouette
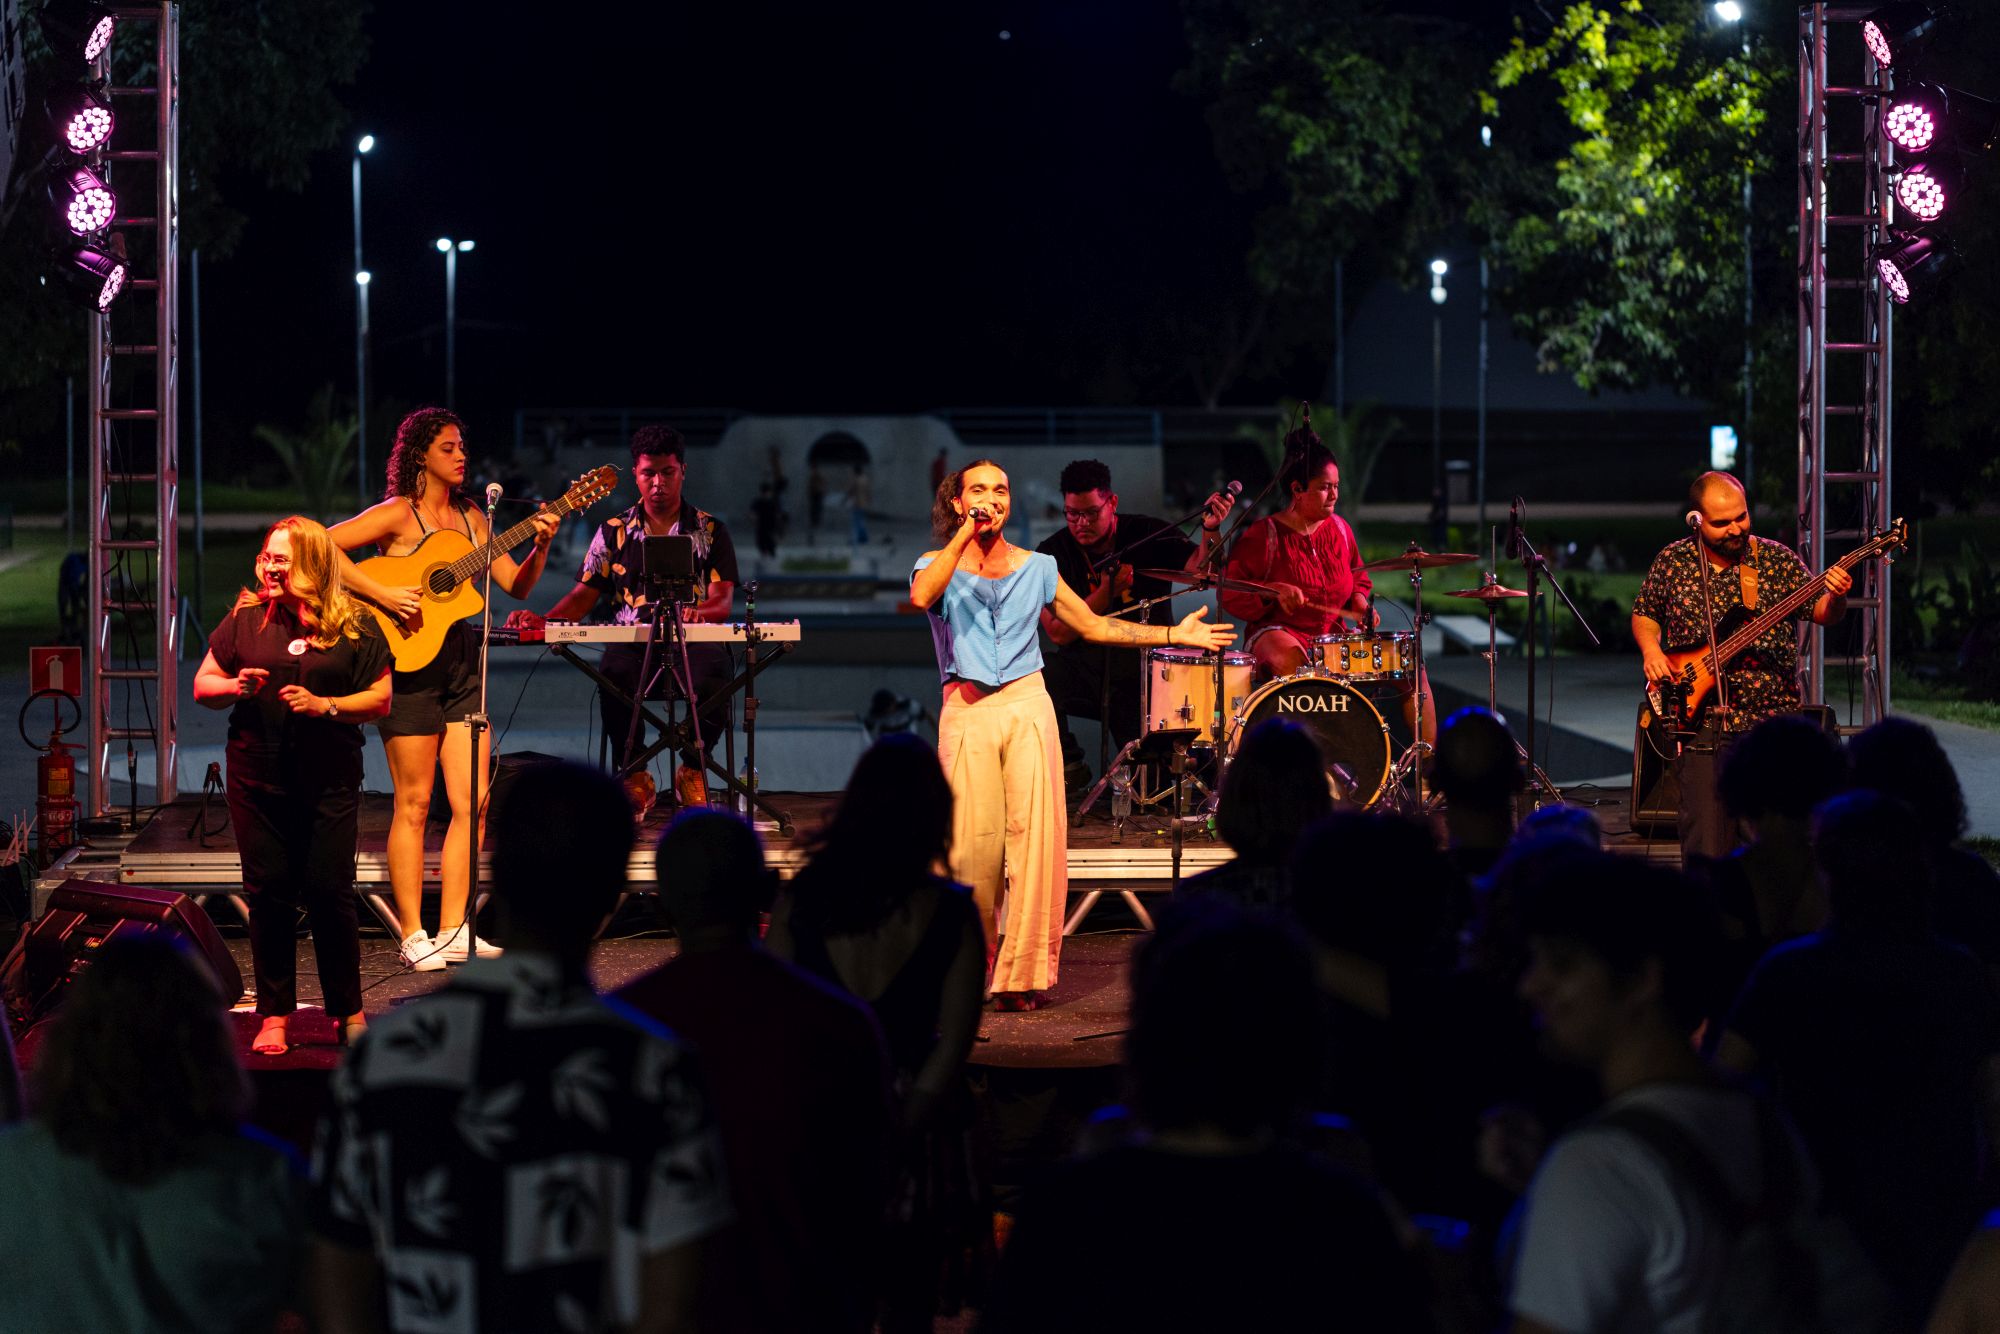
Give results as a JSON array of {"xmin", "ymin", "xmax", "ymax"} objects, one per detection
[{"xmin": 1174, "ymin": 717, "xmax": 1333, "ymax": 908}]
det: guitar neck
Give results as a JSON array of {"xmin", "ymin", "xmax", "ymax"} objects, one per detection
[
  {"xmin": 1702, "ymin": 546, "xmax": 1866, "ymax": 671},
  {"xmin": 443, "ymin": 489, "xmax": 592, "ymax": 584}
]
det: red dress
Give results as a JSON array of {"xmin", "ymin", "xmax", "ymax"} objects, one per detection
[{"xmin": 1220, "ymin": 514, "xmax": 1372, "ymax": 642}]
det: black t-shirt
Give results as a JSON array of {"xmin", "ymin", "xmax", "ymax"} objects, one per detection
[
  {"xmin": 984, "ymin": 1142, "xmax": 1427, "ymax": 1333},
  {"xmin": 1036, "ymin": 513, "xmax": 1197, "ymax": 632},
  {"xmin": 208, "ymin": 602, "xmax": 391, "ymax": 783}
]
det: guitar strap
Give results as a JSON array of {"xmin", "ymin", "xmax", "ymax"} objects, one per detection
[{"xmin": 1738, "ymin": 541, "xmax": 1758, "ymax": 611}]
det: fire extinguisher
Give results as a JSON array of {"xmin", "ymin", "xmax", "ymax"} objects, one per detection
[{"xmin": 21, "ymin": 688, "xmax": 83, "ymax": 857}]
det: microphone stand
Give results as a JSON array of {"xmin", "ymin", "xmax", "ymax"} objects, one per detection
[
  {"xmin": 1689, "ymin": 531, "xmax": 1732, "ymax": 745},
  {"xmin": 466, "ymin": 489, "xmax": 501, "ymax": 929},
  {"xmin": 1513, "ymin": 513, "xmax": 1600, "ymax": 780}
]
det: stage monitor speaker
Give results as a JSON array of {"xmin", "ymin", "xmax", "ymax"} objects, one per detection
[
  {"xmin": 25, "ymin": 880, "xmax": 243, "ymax": 1016},
  {"xmin": 1630, "ymin": 726, "xmax": 1680, "ymax": 833}
]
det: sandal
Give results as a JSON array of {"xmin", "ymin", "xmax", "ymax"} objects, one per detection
[
  {"xmin": 336, "ymin": 1014, "xmax": 368, "ymax": 1048},
  {"xmin": 991, "ymin": 991, "xmax": 1047, "ymax": 1013},
  {"xmin": 251, "ymin": 1017, "xmax": 289, "ymax": 1056}
]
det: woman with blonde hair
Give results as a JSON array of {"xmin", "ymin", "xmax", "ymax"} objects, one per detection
[{"xmin": 194, "ymin": 516, "xmax": 393, "ymax": 1054}]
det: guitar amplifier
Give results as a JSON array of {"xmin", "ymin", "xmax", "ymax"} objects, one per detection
[{"xmin": 1629, "ymin": 705, "xmax": 1841, "ymax": 834}]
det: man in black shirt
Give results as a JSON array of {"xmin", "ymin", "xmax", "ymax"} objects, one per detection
[{"xmin": 1035, "ymin": 459, "xmax": 1233, "ymax": 789}]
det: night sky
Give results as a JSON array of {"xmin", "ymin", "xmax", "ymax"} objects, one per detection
[{"xmin": 195, "ymin": 1, "xmax": 1271, "ymax": 454}]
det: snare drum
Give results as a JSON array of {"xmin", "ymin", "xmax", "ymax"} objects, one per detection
[
  {"xmin": 1145, "ymin": 647, "xmax": 1253, "ymax": 743},
  {"xmin": 1310, "ymin": 631, "xmax": 1416, "ymax": 682},
  {"xmin": 1228, "ymin": 674, "xmax": 1393, "ymax": 807}
]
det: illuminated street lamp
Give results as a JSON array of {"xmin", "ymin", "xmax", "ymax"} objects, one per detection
[{"xmin": 436, "ymin": 237, "xmax": 474, "ymax": 405}]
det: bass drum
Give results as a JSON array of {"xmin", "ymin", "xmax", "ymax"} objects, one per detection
[{"xmin": 1228, "ymin": 675, "xmax": 1393, "ymax": 808}]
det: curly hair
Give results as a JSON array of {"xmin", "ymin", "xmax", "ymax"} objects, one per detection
[
  {"xmin": 384, "ymin": 406, "xmax": 468, "ymax": 503},
  {"xmin": 237, "ymin": 516, "xmax": 369, "ymax": 649},
  {"xmin": 930, "ymin": 458, "xmax": 1001, "ymax": 543},
  {"xmin": 630, "ymin": 424, "xmax": 686, "ymax": 464},
  {"xmin": 33, "ymin": 935, "xmax": 248, "ymax": 1184},
  {"xmin": 1058, "ymin": 459, "xmax": 1112, "ymax": 496}
]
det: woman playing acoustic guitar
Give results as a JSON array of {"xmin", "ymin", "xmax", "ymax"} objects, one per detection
[{"xmin": 329, "ymin": 407, "xmax": 562, "ymax": 972}]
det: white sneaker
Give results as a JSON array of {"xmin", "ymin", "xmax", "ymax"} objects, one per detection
[
  {"xmin": 435, "ymin": 921, "xmax": 502, "ymax": 964},
  {"xmin": 398, "ymin": 929, "xmax": 448, "ymax": 973}
]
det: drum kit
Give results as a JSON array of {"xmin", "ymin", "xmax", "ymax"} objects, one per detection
[{"xmin": 1083, "ymin": 543, "xmax": 1550, "ymax": 830}]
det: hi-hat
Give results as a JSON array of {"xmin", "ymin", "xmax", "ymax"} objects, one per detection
[
  {"xmin": 1134, "ymin": 568, "xmax": 1282, "ymax": 597},
  {"xmin": 1361, "ymin": 548, "xmax": 1479, "ymax": 573},
  {"xmin": 1445, "ymin": 583, "xmax": 1532, "ymax": 600}
]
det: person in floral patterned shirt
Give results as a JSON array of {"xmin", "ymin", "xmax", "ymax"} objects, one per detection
[
  {"xmin": 1632, "ymin": 471, "xmax": 1849, "ymax": 856},
  {"xmin": 510, "ymin": 426, "xmax": 739, "ymax": 809}
]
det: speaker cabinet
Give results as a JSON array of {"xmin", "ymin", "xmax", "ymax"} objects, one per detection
[{"xmin": 26, "ymin": 881, "xmax": 243, "ymax": 1013}]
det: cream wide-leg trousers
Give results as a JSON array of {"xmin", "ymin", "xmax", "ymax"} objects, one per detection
[{"xmin": 937, "ymin": 671, "xmax": 1066, "ymax": 994}]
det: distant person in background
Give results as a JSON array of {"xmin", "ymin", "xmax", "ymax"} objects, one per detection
[
  {"xmin": 850, "ymin": 463, "xmax": 872, "ymax": 545},
  {"xmin": 984, "ymin": 899, "xmax": 1427, "ymax": 1333},
  {"xmin": 193, "ymin": 516, "xmax": 393, "ymax": 1055},
  {"xmin": 619, "ymin": 810, "xmax": 894, "ymax": 1334},
  {"xmin": 807, "ymin": 463, "xmax": 827, "ymax": 542},
  {"xmin": 1175, "ymin": 718, "xmax": 1331, "ymax": 910},
  {"xmin": 767, "ymin": 735, "xmax": 988, "ymax": 1332},
  {"xmin": 1848, "ymin": 716, "xmax": 2000, "ymax": 976},
  {"xmin": 0, "ymin": 936, "xmax": 302, "ymax": 1334},
  {"xmin": 750, "ymin": 481, "xmax": 781, "ymax": 560}
]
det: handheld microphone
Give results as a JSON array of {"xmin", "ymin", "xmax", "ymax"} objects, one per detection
[
  {"xmin": 485, "ymin": 482, "xmax": 504, "ymax": 509},
  {"xmin": 969, "ymin": 506, "xmax": 992, "ymax": 525},
  {"xmin": 1226, "ymin": 479, "xmax": 1244, "ymax": 501}
]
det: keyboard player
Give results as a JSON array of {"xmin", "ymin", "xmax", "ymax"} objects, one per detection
[{"xmin": 505, "ymin": 425, "xmax": 737, "ymax": 807}]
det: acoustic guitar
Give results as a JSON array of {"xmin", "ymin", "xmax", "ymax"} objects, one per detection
[
  {"xmin": 1638, "ymin": 518, "xmax": 1907, "ymax": 746},
  {"xmin": 355, "ymin": 466, "xmax": 619, "ymax": 672}
]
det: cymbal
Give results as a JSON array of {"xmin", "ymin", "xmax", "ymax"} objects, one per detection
[
  {"xmin": 1361, "ymin": 548, "xmax": 1480, "ymax": 573},
  {"xmin": 1445, "ymin": 583, "xmax": 1532, "ymax": 601},
  {"xmin": 1134, "ymin": 568, "xmax": 1282, "ymax": 597}
]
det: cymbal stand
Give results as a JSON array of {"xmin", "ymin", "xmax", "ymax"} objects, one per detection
[
  {"xmin": 1386, "ymin": 551, "xmax": 1436, "ymax": 810},
  {"xmin": 1513, "ymin": 510, "xmax": 1601, "ymax": 778},
  {"xmin": 1471, "ymin": 573, "xmax": 1561, "ymax": 806},
  {"xmin": 1076, "ymin": 589, "xmax": 1183, "ymax": 818}
]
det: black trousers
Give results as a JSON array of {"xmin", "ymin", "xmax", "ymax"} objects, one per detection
[
  {"xmin": 1041, "ymin": 645, "xmax": 1146, "ymax": 768},
  {"xmin": 226, "ymin": 765, "xmax": 362, "ymax": 1018},
  {"xmin": 600, "ymin": 642, "xmax": 733, "ymax": 771}
]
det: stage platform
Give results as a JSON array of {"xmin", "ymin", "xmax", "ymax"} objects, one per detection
[{"xmin": 101, "ymin": 784, "xmax": 1676, "ymax": 936}]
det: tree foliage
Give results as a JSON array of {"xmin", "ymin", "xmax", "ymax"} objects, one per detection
[
  {"xmin": 255, "ymin": 383, "xmax": 354, "ymax": 521},
  {"xmin": 1180, "ymin": 0, "xmax": 1483, "ymax": 296},
  {"xmin": 1479, "ymin": 0, "xmax": 1771, "ymax": 399}
]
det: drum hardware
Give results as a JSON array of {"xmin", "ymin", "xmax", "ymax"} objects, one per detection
[
  {"xmin": 1227, "ymin": 675, "xmax": 1394, "ymax": 808},
  {"xmin": 1450, "ymin": 571, "xmax": 1561, "ymax": 808},
  {"xmin": 1506, "ymin": 498, "xmax": 1602, "ymax": 785},
  {"xmin": 1360, "ymin": 547, "xmax": 1480, "ymax": 573}
]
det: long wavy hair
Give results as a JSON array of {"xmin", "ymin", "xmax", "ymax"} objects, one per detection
[
  {"xmin": 930, "ymin": 457, "xmax": 1001, "ymax": 544},
  {"xmin": 789, "ymin": 733, "xmax": 954, "ymax": 934},
  {"xmin": 236, "ymin": 515, "xmax": 368, "ymax": 649},
  {"xmin": 384, "ymin": 405, "xmax": 468, "ymax": 504},
  {"xmin": 34, "ymin": 936, "xmax": 248, "ymax": 1184}
]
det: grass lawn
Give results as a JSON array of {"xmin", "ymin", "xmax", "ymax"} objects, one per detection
[{"xmin": 0, "ymin": 529, "xmax": 266, "ymax": 668}]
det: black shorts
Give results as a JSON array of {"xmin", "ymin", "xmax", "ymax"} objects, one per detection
[{"xmin": 377, "ymin": 621, "xmax": 480, "ymax": 738}]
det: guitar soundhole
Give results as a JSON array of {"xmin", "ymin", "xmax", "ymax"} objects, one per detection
[{"xmin": 426, "ymin": 567, "xmax": 456, "ymax": 597}]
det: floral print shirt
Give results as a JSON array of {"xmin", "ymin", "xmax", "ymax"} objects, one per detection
[
  {"xmin": 579, "ymin": 501, "xmax": 739, "ymax": 626},
  {"xmin": 1633, "ymin": 534, "xmax": 1815, "ymax": 729}
]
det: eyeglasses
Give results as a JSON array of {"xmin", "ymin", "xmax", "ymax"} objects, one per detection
[
  {"xmin": 256, "ymin": 555, "xmax": 292, "ymax": 569},
  {"xmin": 1063, "ymin": 501, "xmax": 1111, "ymax": 522}
]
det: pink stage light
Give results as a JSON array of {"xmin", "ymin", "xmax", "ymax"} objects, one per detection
[
  {"xmin": 63, "ymin": 170, "xmax": 114, "ymax": 234},
  {"xmin": 1885, "ymin": 101, "xmax": 1936, "ymax": 151},
  {"xmin": 95, "ymin": 262, "xmax": 127, "ymax": 311},
  {"xmin": 1897, "ymin": 166, "xmax": 1947, "ymax": 220},
  {"xmin": 1877, "ymin": 257, "xmax": 1911, "ymax": 303},
  {"xmin": 83, "ymin": 14, "xmax": 114, "ymax": 60},
  {"xmin": 63, "ymin": 100, "xmax": 112, "ymax": 153},
  {"xmin": 1863, "ymin": 21, "xmax": 1894, "ymax": 65}
]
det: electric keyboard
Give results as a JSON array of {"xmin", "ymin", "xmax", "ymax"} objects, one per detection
[{"xmin": 493, "ymin": 620, "xmax": 803, "ymax": 646}]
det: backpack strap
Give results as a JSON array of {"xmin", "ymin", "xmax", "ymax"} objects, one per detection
[{"xmin": 1594, "ymin": 1097, "xmax": 1800, "ymax": 1232}]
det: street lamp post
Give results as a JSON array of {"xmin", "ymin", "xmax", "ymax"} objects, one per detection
[
  {"xmin": 436, "ymin": 237, "xmax": 474, "ymax": 406},
  {"xmin": 1715, "ymin": 2, "xmax": 1754, "ymax": 498},
  {"xmin": 352, "ymin": 134, "xmax": 373, "ymax": 506},
  {"xmin": 1477, "ymin": 125, "xmax": 1493, "ymax": 539},
  {"xmin": 1430, "ymin": 259, "xmax": 1448, "ymax": 539}
]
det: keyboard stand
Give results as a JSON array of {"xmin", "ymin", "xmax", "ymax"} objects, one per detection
[{"xmin": 549, "ymin": 639, "xmax": 799, "ymax": 834}]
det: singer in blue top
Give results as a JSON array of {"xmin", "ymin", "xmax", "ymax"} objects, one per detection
[{"xmin": 911, "ymin": 461, "xmax": 1236, "ymax": 1008}]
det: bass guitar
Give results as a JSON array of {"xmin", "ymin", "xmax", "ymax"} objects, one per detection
[
  {"xmin": 355, "ymin": 465, "xmax": 619, "ymax": 672},
  {"xmin": 1639, "ymin": 518, "xmax": 1908, "ymax": 746}
]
